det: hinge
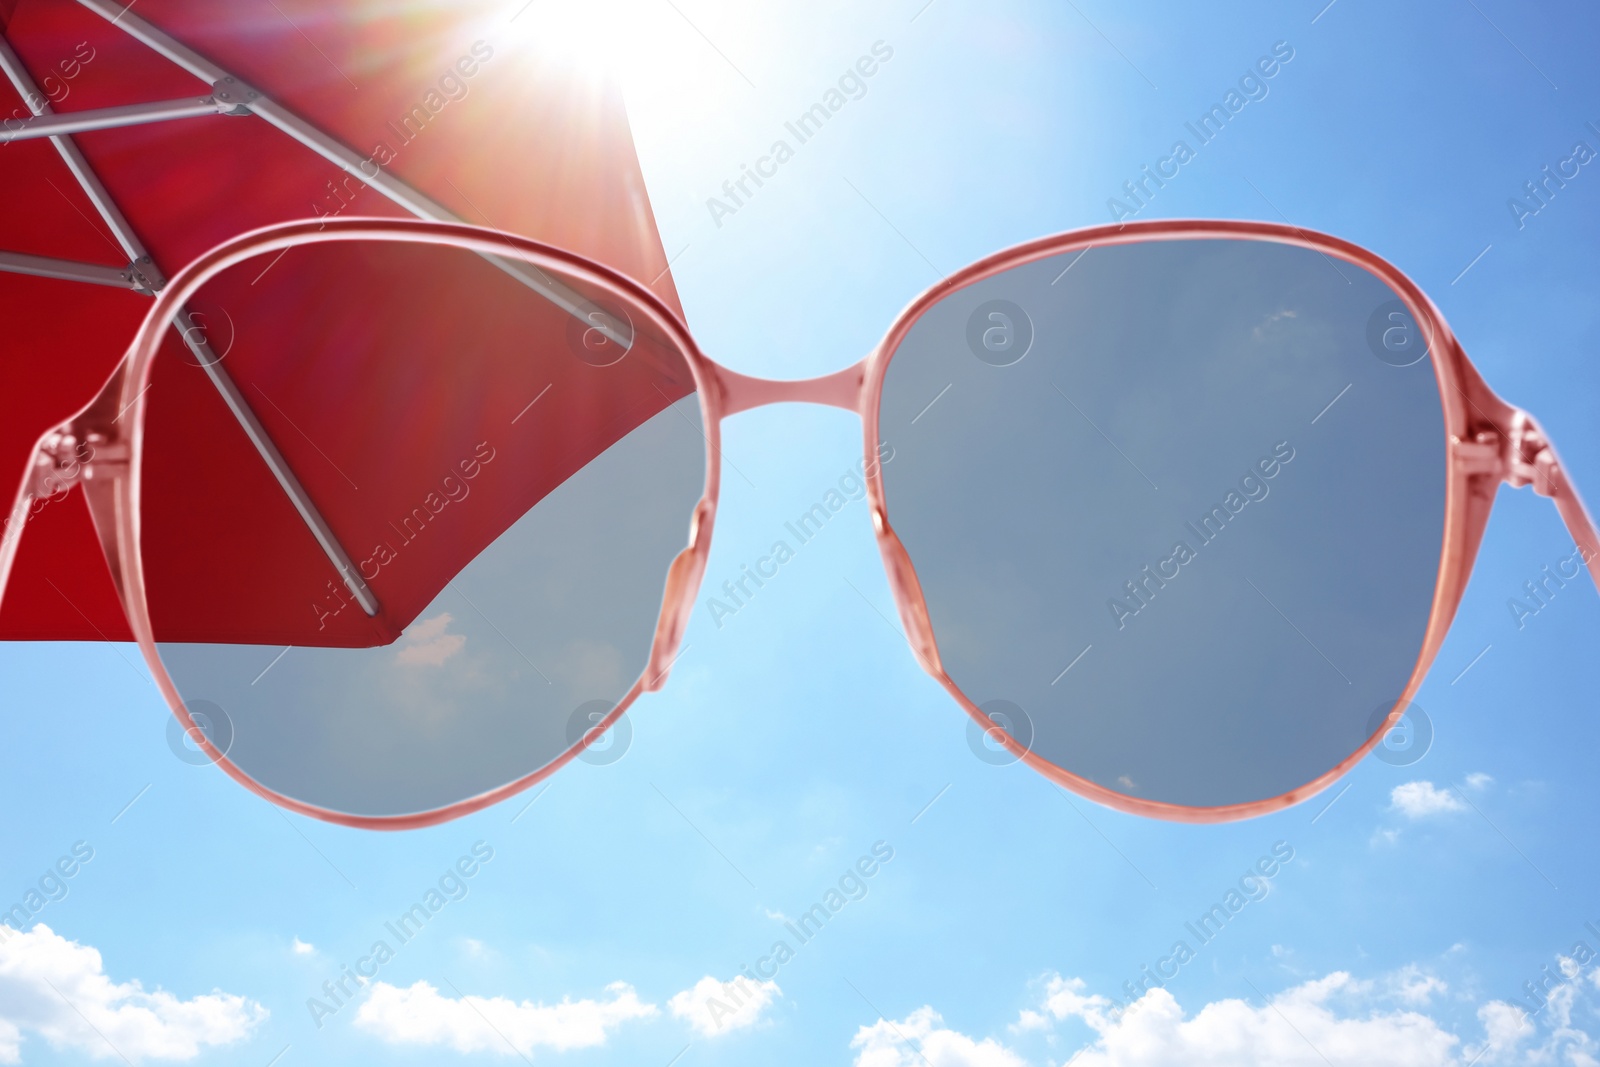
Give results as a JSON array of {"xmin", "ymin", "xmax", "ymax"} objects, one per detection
[
  {"xmin": 211, "ymin": 76, "xmax": 259, "ymax": 114},
  {"xmin": 1450, "ymin": 410, "xmax": 1560, "ymax": 498},
  {"xmin": 28, "ymin": 431, "xmax": 128, "ymax": 500},
  {"xmin": 127, "ymin": 255, "xmax": 165, "ymax": 294}
]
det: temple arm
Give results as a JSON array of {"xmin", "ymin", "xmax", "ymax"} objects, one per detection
[{"xmin": 1532, "ymin": 434, "xmax": 1600, "ymax": 595}]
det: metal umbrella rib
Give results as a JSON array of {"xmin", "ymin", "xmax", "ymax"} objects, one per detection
[
  {"xmin": 71, "ymin": 0, "xmax": 634, "ymax": 349},
  {"xmin": 0, "ymin": 94, "xmax": 235, "ymax": 143},
  {"xmin": 0, "ymin": 27, "xmax": 382, "ymax": 617}
]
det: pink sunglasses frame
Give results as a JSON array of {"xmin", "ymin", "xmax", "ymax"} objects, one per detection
[{"xmin": 4, "ymin": 215, "xmax": 1597, "ymax": 830}]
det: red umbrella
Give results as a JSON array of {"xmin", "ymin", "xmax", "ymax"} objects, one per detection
[{"xmin": 0, "ymin": 0, "xmax": 680, "ymax": 642}]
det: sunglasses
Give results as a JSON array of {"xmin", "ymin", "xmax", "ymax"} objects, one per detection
[{"xmin": 3, "ymin": 215, "xmax": 1595, "ymax": 829}]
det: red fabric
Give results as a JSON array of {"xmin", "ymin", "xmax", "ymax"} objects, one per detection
[
  {"xmin": 134, "ymin": 241, "xmax": 693, "ymax": 647},
  {"xmin": 0, "ymin": 0, "xmax": 680, "ymax": 641}
]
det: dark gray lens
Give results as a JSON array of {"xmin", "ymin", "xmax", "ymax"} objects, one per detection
[{"xmin": 880, "ymin": 238, "xmax": 1446, "ymax": 810}]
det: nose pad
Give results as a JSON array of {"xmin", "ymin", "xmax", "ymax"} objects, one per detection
[
  {"xmin": 642, "ymin": 498, "xmax": 715, "ymax": 690},
  {"xmin": 871, "ymin": 507, "xmax": 944, "ymax": 677}
]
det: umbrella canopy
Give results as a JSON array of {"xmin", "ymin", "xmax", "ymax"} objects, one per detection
[{"xmin": 0, "ymin": 0, "xmax": 682, "ymax": 642}]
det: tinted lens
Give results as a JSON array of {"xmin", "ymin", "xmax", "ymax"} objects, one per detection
[
  {"xmin": 879, "ymin": 237, "xmax": 1446, "ymax": 811},
  {"xmin": 139, "ymin": 239, "xmax": 704, "ymax": 819}
]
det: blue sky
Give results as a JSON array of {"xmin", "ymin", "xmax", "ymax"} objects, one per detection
[{"xmin": 4, "ymin": 0, "xmax": 1600, "ymax": 1064}]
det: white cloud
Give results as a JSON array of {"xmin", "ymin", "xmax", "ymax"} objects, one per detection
[
  {"xmin": 1026, "ymin": 971, "xmax": 1461, "ymax": 1066},
  {"xmin": 1464, "ymin": 773, "xmax": 1494, "ymax": 790},
  {"xmin": 354, "ymin": 980, "xmax": 654, "ymax": 1056},
  {"xmin": 290, "ymin": 938, "xmax": 314, "ymax": 956},
  {"xmin": 1468, "ymin": 985, "xmax": 1600, "ymax": 1065},
  {"xmin": 668, "ymin": 975, "xmax": 780, "ymax": 1037},
  {"xmin": 1472, "ymin": 999, "xmax": 1531, "ymax": 1062},
  {"xmin": 1390, "ymin": 781, "xmax": 1466, "ymax": 819},
  {"xmin": 1389, "ymin": 965, "xmax": 1447, "ymax": 1006},
  {"xmin": 1009, "ymin": 964, "xmax": 1600, "ymax": 1067},
  {"xmin": 0, "ymin": 924, "xmax": 265, "ymax": 1063},
  {"xmin": 395, "ymin": 613, "xmax": 466, "ymax": 666},
  {"xmin": 862, "ymin": 963, "xmax": 1600, "ymax": 1067},
  {"xmin": 1021, "ymin": 975, "xmax": 1115, "ymax": 1032},
  {"xmin": 852, "ymin": 1006, "xmax": 1026, "ymax": 1067}
]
